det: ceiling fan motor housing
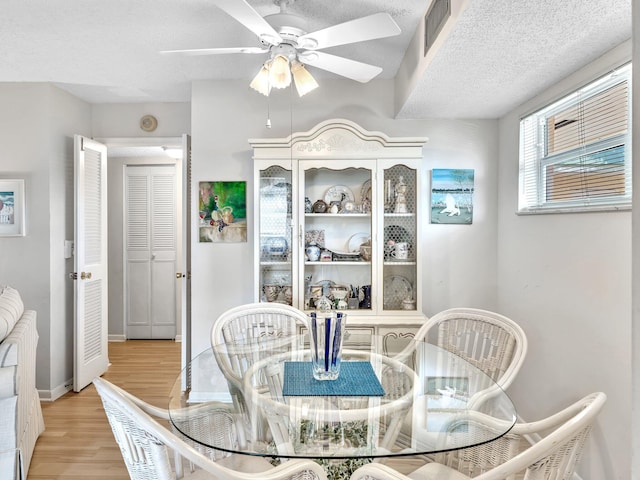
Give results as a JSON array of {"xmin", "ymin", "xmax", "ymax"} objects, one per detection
[
  {"xmin": 270, "ymin": 43, "xmax": 297, "ymax": 63},
  {"xmin": 263, "ymin": 13, "xmax": 311, "ymax": 47}
]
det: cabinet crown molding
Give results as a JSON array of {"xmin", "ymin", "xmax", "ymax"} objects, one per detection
[{"xmin": 250, "ymin": 118, "xmax": 428, "ymax": 159}]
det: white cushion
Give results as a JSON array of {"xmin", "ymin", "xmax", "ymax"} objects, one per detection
[
  {"xmin": 0, "ymin": 287, "xmax": 24, "ymax": 343},
  {"xmin": 409, "ymin": 463, "xmax": 472, "ymax": 480}
]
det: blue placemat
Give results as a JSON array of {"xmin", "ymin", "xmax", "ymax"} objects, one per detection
[{"xmin": 282, "ymin": 361, "xmax": 385, "ymax": 396}]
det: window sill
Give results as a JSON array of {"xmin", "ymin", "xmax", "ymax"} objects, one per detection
[{"xmin": 517, "ymin": 204, "xmax": 631, "ymax": 215}]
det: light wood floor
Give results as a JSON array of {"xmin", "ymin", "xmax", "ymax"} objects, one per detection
[{"xmin": 29, "ymin": 340, "xmax": 182, "ymax": 480}]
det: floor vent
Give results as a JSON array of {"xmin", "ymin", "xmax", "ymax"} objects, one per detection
[{"xmin": 424, "ymin": 0, "xmax": 451, "ymax": 56}]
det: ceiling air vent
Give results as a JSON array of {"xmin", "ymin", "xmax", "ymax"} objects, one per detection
[{"xmin": 424, "ymin": 0, "xmax": 451, "ymax": 56}]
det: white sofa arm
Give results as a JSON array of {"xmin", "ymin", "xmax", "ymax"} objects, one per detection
[
  {"xmin": 0, "ymin": 310, "xmax": 37, "ymax": 368},
  {"xmin": 0, "ymin": 310, "xmax": 43, "ymax": 480}
]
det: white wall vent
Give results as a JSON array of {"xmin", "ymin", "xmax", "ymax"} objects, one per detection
[{"xmin": 424, "ymin": 0, "xmax": 451, "ymax": 56}]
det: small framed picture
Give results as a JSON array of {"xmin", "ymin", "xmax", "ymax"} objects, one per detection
[
  {"xmin": 430, "ymin": 169, "xmax": 474, "ymax": 224},
  {"xmin": 0, "ymin": 179, "xmax": 25, "ymax": 237},
  {"xmin": 198, "ymin": 181, "xmax": 247, "ymax": 243}
]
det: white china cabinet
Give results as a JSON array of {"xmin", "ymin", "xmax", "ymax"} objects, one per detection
[{"xmin": 251, "ymin": 119, "xmax": 428, "ymax": 354}]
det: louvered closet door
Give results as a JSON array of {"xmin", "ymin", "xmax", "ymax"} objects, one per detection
[
  {"xmin": 125, "ymin": 165, "xmax": 177, "ymax": 339},
  {"xmin": 74, "ymin": 136, "xmax": 109, "ymax": 392}
]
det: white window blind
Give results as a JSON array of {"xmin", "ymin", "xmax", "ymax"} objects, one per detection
[{"xmin": 519, "ymin": 63, "xmax": 631, "ymax": 213}]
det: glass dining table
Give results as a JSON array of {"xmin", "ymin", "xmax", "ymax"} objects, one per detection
[{"xmin": 168, "ymin": 333, "xmax": 516, "ymax": 470}]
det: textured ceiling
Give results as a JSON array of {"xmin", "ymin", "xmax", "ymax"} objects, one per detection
[
  {"xmin": 0, "ymin": 0, "xmax": 631, "ymax": 119},
  {"xmin": 398, "ymin": 0, "xmax": 632, "ymax": 118}
]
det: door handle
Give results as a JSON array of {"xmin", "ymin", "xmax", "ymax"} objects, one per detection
[
  {"xmin": 176, "ymin": 272, "xmax": 185, "ymax": 279},
  {"xmin": 80, "ymin": 272, "xmax": 92, "ymax": 280}
]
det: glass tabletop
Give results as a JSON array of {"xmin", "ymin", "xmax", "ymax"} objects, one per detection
[{"xmin": 168, "ymin": 334, "xmax": 516, "ymax": 461}]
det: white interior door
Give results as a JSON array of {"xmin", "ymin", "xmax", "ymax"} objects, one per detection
[
  {"xmin": 73, "ymin": 135, "xmax": 109, "ymax": 392},
  {"xmin": 125, "ymin": 165, "xmax": 178, "ymax": 339}
]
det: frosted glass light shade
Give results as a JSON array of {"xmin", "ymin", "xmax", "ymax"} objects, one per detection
[
  {"xmin": 269, "ymin": 55, "xmax": 291, "ymax": 89},
  {"xmin": 249, "ymin": 64, "xmax": 271, "ymax": 96},
  {"xmin": 249, "ymin": 56, "xmax": 317, "ymax": 97},
  {"xmin": 291, "ymin": 61, "xmax": 318, "ymax": 97}
]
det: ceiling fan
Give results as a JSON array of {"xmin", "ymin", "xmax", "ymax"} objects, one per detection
[{"xmin": 161, "ymin": 0, "xmax": 401, "ymax": 96}]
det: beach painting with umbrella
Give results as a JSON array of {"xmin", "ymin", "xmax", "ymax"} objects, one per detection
[{"xmin": 430, "ymin": 169, "xmax": 474, "ymax": 224}]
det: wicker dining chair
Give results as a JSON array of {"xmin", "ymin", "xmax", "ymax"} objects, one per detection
[
  {"xmin": 395, "ymin": 307, "xmax": 528, "ymax": 392},
  {"xmin": 349, "ymin": 392, "xmax": 606, "ymax": 480},
  {"xmin": 93, "ymin": 376, "xmax": 328, "ymax": 480},
  {"xmin": 210, "ymin": 302, "xmax": 309, "ymax": 415}
]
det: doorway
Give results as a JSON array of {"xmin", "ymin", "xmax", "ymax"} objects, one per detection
[{"xmin": 104, "ymin": 138, "xmax": 188, "ymax": 346}]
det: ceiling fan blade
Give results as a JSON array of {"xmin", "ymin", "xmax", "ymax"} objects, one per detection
[
  {"xmin": 213, "ymin": 0, "xmax": 282, "ymax": 45},
  {"xmin": 297, "ymin": 13, "xmax": 400, "ymax": 50},
  {"xmin": 161, "ymin": 47, "xmax": 268, "ymax": 56},
  {"xmin": 300, "ymin": 51, "xmax": 383, "ymax": 83}
]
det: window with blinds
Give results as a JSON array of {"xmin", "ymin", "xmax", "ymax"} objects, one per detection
[{"xmin": 519, "ymin": 62, "xmax": 631, "ymax": 213}]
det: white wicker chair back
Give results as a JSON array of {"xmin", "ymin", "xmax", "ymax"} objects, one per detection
[{"xmin": 93, "ymin": 376, "xmax": 329, "ymax": 480}]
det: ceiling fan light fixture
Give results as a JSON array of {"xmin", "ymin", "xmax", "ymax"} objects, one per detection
[
  {"xmin": 250, "ymin": 63, "xmax": 271, "ymax": 96},
  {"xmin": 269, "ymin": 54, "xmax": 292, "ymax": 89},
  {"xmin": 291, "ymin": 60, "xmax": 318, "ymax": 97}
]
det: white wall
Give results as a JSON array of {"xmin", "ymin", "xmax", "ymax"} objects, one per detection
[
  {"xmin": 46, "ymin": 86, "xmax": 93, "ymax": 396},
  {"xmin": 91, "ymin": 103, "xmax": 191, "ymax": 137},
  {"xmin": 189, "ymin": 78, "xmax": 500, "ymax": 358},
  {"xmin": 0, "ymin": 84, "xmax": 91, "ymax": 395},
  {"xmin": 497, "ymin": 41, "xmax": 632, "ymax": 479}
]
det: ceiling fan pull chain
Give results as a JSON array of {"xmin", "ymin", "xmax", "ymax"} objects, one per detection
[{"xmin": 266, "ymin": 93, "xmax": 272, "ymax": 128}]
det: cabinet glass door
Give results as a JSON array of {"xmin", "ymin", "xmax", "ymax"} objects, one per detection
[
  {"xmin": 382, "ymin": 164, "xmax": 417, "ymax": 311},
  {"xmin": 301, "ymin": 162, "xmax": 373, "ymax": 312},
  {"xmin": 258, "ymin": 165, "xmax": 293, "ymax": 305}
]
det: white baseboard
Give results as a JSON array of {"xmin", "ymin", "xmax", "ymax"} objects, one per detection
[
  {"xmin": 107, "ymin": 335, "xmax": 181, "ymax": 342},
  {"xmin": 39, "ymin": 379, "xmax": 73, "ymax": 402}
]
